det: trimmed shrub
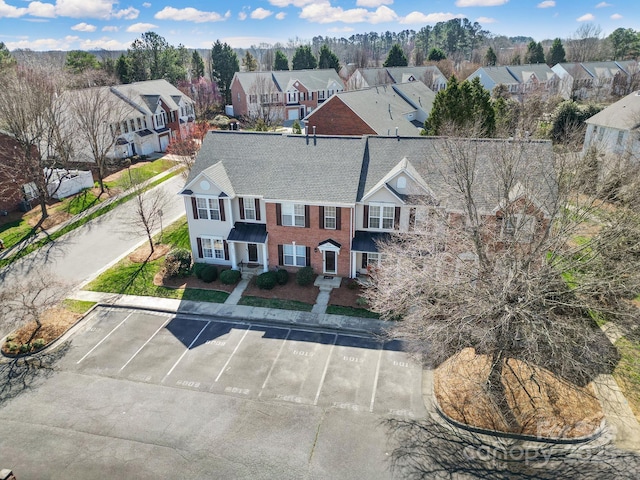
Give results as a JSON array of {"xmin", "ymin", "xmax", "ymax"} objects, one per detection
[
  {"xmin": 200, "ymin": 265, "xmax": 218, "ymax": 283},
  {"xmin": 346, "ymin": 279, "xmax": 359, "ymax": 290},
  {"xmin": 19, "ymin": 343, "xmax": 30, "ymax": 354},
  {"xmin": 193, "ymin": 262, "xmax": 208, "ymax": 280},
  {"xmin": 220, "ymin": 269, "xmax": 241, "ymax": 285},
  {"xmin": 276, "ymin": 268, "xmax": 289, "ymax": 285},
  {"xmin": 164, "ymin": 248, "xmax": 192, "ymax": 278},
  {"xmin": 256, "ymin": 271, "xmax": 277, "ymax": 290},
  {"xmin": 32, "ymin": 338, "xmax": 46, "ymax": 350},
  {"xmin": 6, "ymin": 342, "xmax": 18, "ymax": 353},
  {"xmin": 296, "ymin": 266, "xmax": 314, "ymax": 286}
]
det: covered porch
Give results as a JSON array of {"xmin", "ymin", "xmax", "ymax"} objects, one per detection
[
  {"xmin": 350, "ymin": 231, "xmax": 390, "ymax": 278},
  {"xmin": 227, "ymin": 221, "xmax": 269, "ymax": 273}
]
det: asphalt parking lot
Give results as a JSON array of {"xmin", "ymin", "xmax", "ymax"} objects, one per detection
[
  {"xmin": 0, "ymin": 306, "xmax": 426, "ymax": 479},
  {"xmin": 61, "ymin": 307, "xmax": 425, "ymax": 417}
]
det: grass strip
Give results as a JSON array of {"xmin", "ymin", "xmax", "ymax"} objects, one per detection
[
  {"xmin": 326, "ymin": 304, "xmax": 381, "ymax": 319},
  {"xmin": 238, "ymin": 296, "xmax": 313, "ymax": 312}
]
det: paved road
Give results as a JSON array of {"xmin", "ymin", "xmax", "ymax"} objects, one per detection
[
  {"xmin": 0, "ymin": 175, "xmax": 185, "ymax": 335},
  {"xmin": 0, "ymin": 306, "xmax": 425, "ymax": 479}
]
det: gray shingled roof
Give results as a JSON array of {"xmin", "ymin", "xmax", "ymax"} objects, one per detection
[
  {"xmin": 471, "ymin": 66, "xmax": 520, "ymax": 85},
  {"xmin": 233, "ymin": 72, "xmax": 277, "ymax": 93},
  {"xmin": 187, "ymin": 131, "xmax": 366, "ymax": 204},
  {"xmin": 271, "ymin": 69, "xmax": 343, "ymax": 91},
  {"xmin": 585, "ymin": 90, "xmax": 640, "ymax": 130},
  {"xmin": 580, "ymin": 61, "xmax": 626, "ymax": 79},
  {"xmin": 113, "ymin": 79, "xmax": 193, "ymax": 113},
  {"xmin": 555, "ymin": 63, "xmax": 593, "ymax": 79},
  {"xmin": 507, "ymin": 64, "xmax": 557, "ymax": 82},
  {"xmin": 188, "ymin": 132, "xmax": 556, "ymax": 214},
  {"xmin": 385, "ymin": 66, "xmax": 445, "ymax": 84},
  {"xmin": 362, "ymin": 136, "xmax": 556, "ymax": 214},
  {"xmin": 309, "ymin": 82, "xmax": 433, "ymax": 136}
]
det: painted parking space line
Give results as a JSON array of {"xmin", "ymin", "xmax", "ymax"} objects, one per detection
[
  {"xmin": 214, "ymin": 326, "xmax": 252, "ymax": 383},
  {"xmin": 257, "ymin": 328, "xmax": 291, "ymax": 397},
  {"xmin": 369, "ymin": 348, "xmax": 384, "ymax": 412},
  {"xmin": 76, "ymin": 312, "xmax": 133, "ymax": 364},
  {"xmin": 314, "ymin": 333, "xmax": 338, "ymax": 405},
  {"xmin": 162, "ymin": 321, "xmax": 211, "ymax": 382},
  {"xmin": 118, "ymin": 314, "xmax": 174, "ymax": 372}
]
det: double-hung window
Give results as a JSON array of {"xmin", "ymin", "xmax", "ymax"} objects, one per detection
[
  {"xmin": 283, "ymin": 244, "xmax": 306, "ymax": 267},
  {"xmin": 202, "ymin": 237, "xmax": 225, "ymax": 259},
  {"xmin": 369, "ymin": 204, "xmax": 395, "ymax": 229},
  {"xmin": 196, "ymin": 197, "xmax": 220, "ymax": 220},
  {"xmin": 244, "ymin": 200, "xmax": 256, "ymax": 220},
  {"xmin": 282, "ymin": 203, "xmax": 305, "ymax": 227},
  {"xmin": 324, "ymin": 206, "xmax": 336, "ymax": 229}
]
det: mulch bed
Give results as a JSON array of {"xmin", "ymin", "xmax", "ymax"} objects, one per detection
[
  {"xmin": 328, "ymin": 278, "xmax": 368, "ymax": 308},
  {"xmin": 153, "ymin": 271, "xmax": 237, "ymax": 293},
  {"xmin": 1, "ymin": 307, "xmax": 82, "ymax": 355},
  {"xmin": 434, "ymin": 348, "xmax": 604, "ymax": 438},
  {"xmin": 241, "ymin": 276, "xmax": 319, "ymax": 304}
]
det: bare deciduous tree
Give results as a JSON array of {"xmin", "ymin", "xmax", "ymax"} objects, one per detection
[
  {"xmin": 366, "ymin": 136, "xmax": 640, "ymax": 434},
  {"xmin": 245, "ymin": 74, "xmax": 284, "ymax": 130}
]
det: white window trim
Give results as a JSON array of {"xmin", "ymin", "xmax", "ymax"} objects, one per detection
[
  {"xmin": 368, "ymin": 203, "xmax": 395, "ymax": 230},
  {"xmin": 282, "ymin": 203, "xmax": 305, "ymax": 227},
  {"xmin": 244, "ymin": 199, "xmax": 256, "ymax": 221},
  {"xmin": 324, "ymin": 206, "xmax": 336, "ymax": 230},
  {"xmin": 283, "ymin": 244, "xmax": 306, "ymax": 267},
  {"xmin": 201, "ymin": 236, "xmax": 225, "ymax": 260},
  {"xmin": 196, "ymin": 197, "xmax": 220, "ymax": 221}
]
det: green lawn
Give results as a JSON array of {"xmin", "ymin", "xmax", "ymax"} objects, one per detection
[
  {"xmin": 238, "ymin": 296, "xmax": 313, "ymax": 312},
  {"xmin": 326, "ymin": 305, "xmax": 381, "ymax": 319},
  {"xmin": 160, "ymin": 217, "xmax": 190, "ymax": 249},
  {"xmin": 62, "ymin": 299, "xmax": 97, "ymax": 314},
  {"xmin": 61, "ymin": 188, "xmax": 102, "ymax": 215},
  {"xmin": 105, "ymin": 158, "xmax": 176, "ymax": 190},
  {"xmin": 0, "ymin": 218, "xmax": 34, "ymax": 249},
  {"xmin": 614, "ymin": 334, "xmax": 640, "ymax": 421}
]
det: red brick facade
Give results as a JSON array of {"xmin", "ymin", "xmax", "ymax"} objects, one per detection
[
  {"xmin": 0, "ymin": 133, "xmax": 33, "ymax": 213},
  {"xmin": 265, "ymin": 202, "xmax": 353, "ymax": 276},
  {"xmin": 305, "ymin": 96, "xmax": 376, "ymax": 136}
]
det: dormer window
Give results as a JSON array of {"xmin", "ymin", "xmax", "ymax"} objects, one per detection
[{"xmin": 396, "ymin": 176, "xmax": 406, "ymax": 189}]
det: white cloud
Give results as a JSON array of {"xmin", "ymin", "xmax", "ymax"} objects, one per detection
[
  {"xmin": 576, "ymin": 13, "xmax": 595, "ymax": 22},
  {"xmin": 54, "ymin": 0, "xmax": 113, "ymax": 19},
  {"xmin": 269, "ymin": 0, "xmax": 315, "ymax": 6},
  {"xmin": 356, "ymin": 0, "xmax": 393, "ymax": 6},
  {"xmin": 102, "ymin": 25, "xmax": 118, "ymax": 32},
  {"xmin": 71, "ymin": 22, "xmax": 96, "ymax": 32},
  {"xmin": 221, "ymin": 36, "xmax": 282, "ymax": 49},
  {"xmin": 154, "ymin": 6, "xmax": 229, "ymax": 23},
  {"xmin": 126, "ymin": 22, "xmax": 158, "ymax": 32},
  {"xmin": 476, "ymin": 16, "xmax": 497, "ymax": 23},
  {"xmin": 0, "ymin": 1, "xmax": 27, "ymax": 18},
  {"xmin": 610, "ymin": 13, "xmax": 622, "ymax": 19},
  {"xmin": 79, "ymin": 37, "xmax": 130, "ymax": 50},
  {"xmin": 300, "ymin": 2, "xmax": 397, "ymax": 24},
  {"xmin": 238, "ymin": 11, "xmax": 247, "ymax": 20},
  {"xmin": 26, "ymin": 2, "xmax": 56, "ymax": 18},
  {"xmin": 5, "ymin": 35, "xmax": 80, "ymax": 51},
  {"xmin": 537, "ymin": 1, "xmax": 555, "ymax": 8},
  {"xmin": 455, "ymin": 0, "xmax": 508, "ymax": 6},
  {"xmin": 112, "ymin": 7, "xmax": 139, "ymax": 20},
  {"xmin": 328, "ymin": 26, "xmax": 355, "ymax": 33},
  {"xmin": 596, "ymin": 2, "xmax": 612, "ymax": 7},
  {"xmin": 400, "ymin": 11, "xmax": 464, "ymax": 24},
  {"xmin": 251, "ymin": 7, "xmax": 273, "ymax": 20},
  {"xmin": 275, "ymin": 12, "xmax": 286, "ymax": 20},
  {"xmin": 142, "ymin": 2, "xmax": 151, "ymax": 7}
]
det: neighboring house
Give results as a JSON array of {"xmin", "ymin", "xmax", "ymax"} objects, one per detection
[
  {"xmin": 0, "ymin": 131, "xmax": 38, "ymax": 213},
  {"xmin": 466, "ymin": 64, "xmax": 559, "ymax": 99},
  {"xmin": 552, "ymin": 61, "xmax": 631, "ymax": 100},
  {"xmin": 229, "ymin": 69, "xmax": 344, "ymax": 123},
  {"xmin": 62, "ymin": 79, "xmax": 195, "ymax": 162},
  {"xmin": 582, "ymin": 90, "xmax": 640, "ymax": 162},
  {"xmin": 182, "ymin": 131, "xmax": 554, "ymax": 279},
  {"xmin": 346, "ymin": 66, "xmax": 447, "ymax": 92},
  {"xmin": 303, "ymin": 81, "xmax": 436, "ymax": 137}
]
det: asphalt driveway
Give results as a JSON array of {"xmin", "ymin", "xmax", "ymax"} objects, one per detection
[{"xmin": 0, "ymin": 306, "xmax": 426, "ymax": 479}]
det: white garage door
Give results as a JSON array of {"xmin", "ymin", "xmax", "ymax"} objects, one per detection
[
  {"xmin": 159, "ymin": 135, "xmax": 170, "ymax": 151},
  {"xmin": 287, "ymin": 109, "xmax": 299, "ymax": 121}
]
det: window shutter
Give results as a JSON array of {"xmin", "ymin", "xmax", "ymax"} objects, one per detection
[
  {"xmin": 197, "ymin": 237, "xmax": 203, "ymax": 258},
  {"xmin": 363, "ymin": 205, "xmax": 369, "ymax": 228},
  {"xmin": 361, "ymin": 253, "xmax": 368, "ymax": 269},
  {"xmin": 395, "ymin": 207, "xmax": 401, "ymax": 229},
  {"xmin": 336, "ymin": 207, "xmax": 341, "ymax": 231},
  {"xmin": 276, "ymin": 203, "xmax": 282, "ymax": 226},
  {"xmin": 223, "ymin": 240, "xmax": 229, "ymax": 260},
  {"xmin": 409, "ymin": 207, "xmax": 416, "ymax": 229},
  {"xmin": 239, "ymin": 197, "xmax": 245, "ymax": 220},
  {"xmin": 319, "ymin": 206, "xmax": 325, "ymax": 229},
  {"xmin": 255, "ymin": 198, "xmax": 261, "ymax": 221},
  {"xmin": 278, "ymin": 245, "xmax": 284, "ymax": 265},
  {"xmin": 191, "ymin": 197, "xmax": 198, "ymax": 220},
  {"xmin": 219, "ymin": 199, "xmax": 226, "ymax": 222},
  {"xmin": 305, "ymin": 205, "xmax": 310, "ymax": 228},
  {"xmin": 306, "ymin": 247, "xmax": 311, "ymax": 266}
]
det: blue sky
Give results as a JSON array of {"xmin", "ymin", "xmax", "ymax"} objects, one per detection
[{"xmin": 0, "ymin": 0, "xmax": 637, "ymax": 51}]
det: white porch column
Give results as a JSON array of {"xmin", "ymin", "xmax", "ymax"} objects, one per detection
[
  {"xmin": 229, "ymin": 243, "xmax": 238, "ymax": 270},
  {"xmin": 351, "ymin": 251, "xmax": 357, "ymax": 279},
  {"xmin": 262, "ymin": 243, "xmax": 269, "ymax": 272}
]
